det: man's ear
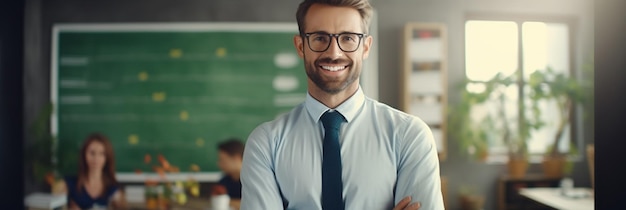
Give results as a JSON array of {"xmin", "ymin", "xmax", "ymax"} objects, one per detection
[
  {"xmin": 294, "ymin": 34, "xmax": 305, "ymax": 58},
  {"xmin": 362, "ymin": 35, "xmax": 373, "ymax": 59}
]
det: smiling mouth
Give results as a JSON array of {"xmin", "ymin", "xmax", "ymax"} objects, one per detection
[{"xmin": 320, "ymin": 65, "xmax": 348, "ymax": 72}]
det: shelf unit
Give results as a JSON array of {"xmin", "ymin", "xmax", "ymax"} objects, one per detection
[{"xmin": 400, "ymin": 22, "xmax": 448, "ymax": 161}]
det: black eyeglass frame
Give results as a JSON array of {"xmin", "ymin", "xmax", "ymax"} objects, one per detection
[{"xmin": 303, "ymin": 32, "xmax": 368, "ymax": 52}]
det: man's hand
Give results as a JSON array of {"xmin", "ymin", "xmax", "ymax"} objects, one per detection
[{"xmin": 393, "ymin": 196, "xmax": 421, "ymax": 210}]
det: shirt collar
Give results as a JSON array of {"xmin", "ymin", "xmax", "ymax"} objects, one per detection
[{"xmin": 305, "ymin": 86, "xmax": 365, "ymax": 123}]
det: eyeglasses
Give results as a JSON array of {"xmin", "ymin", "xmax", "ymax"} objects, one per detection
[{"xmin": 303, "ymin": 32, "xmax": 367, "ymax": 52}]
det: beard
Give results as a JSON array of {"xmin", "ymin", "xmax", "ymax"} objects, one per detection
[{"xmin": 305, "ymin": 56, "xmax": 360, "ymax": 94}]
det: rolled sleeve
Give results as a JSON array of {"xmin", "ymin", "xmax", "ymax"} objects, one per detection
[
  {"xmin": 240, "ymin": 125, "xmax": 284, "ymax": 210},
  {"xmin": 394, "ymin": 117, "xmax": 445, "ymax": 210}
]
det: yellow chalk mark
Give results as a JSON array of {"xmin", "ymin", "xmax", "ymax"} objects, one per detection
[
  {"xmin": 190, "ymin": 164, "xmax": 200, "ymax": 172},
  {"xmin": 152, "ymin": 92, "xmax": 166, "ymax": 102},
  {"xmin": 195, "ymin": 138, "xmax": 204, "ymax": 147},
  {"xmin": 215, "ymin": 47, "xmax": 227, "ymax": 58},
  {"xmin": 180, "ymin": 110, "xmax": 189, "ymax": 121},
  {"xmin": 138, "ymin": 71, "xmax": 148, "ymax": 81},
  {"xmin": 170, "ymin": 49, "xmax": 183, "ymax": 58},
  {"xmin": 128, "ymin": 134, "xmax": 139, "ymax": 145}
]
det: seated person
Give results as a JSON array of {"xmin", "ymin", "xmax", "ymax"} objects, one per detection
[
  {"xmin": 216, "ymin": 138, "xmax": 245, "ymax": 208},
  {"xmin": 62, "ymin": 132, "xmax": 125, "ymax": 210}
]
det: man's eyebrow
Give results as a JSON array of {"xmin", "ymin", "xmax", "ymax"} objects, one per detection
[
  {"xmin": 306, "ymin": 31, "xmax": 362, "ymax": 34},
  {"xmin": 307, "ymin": 30, "xmax": 329, "ymax": 34},
  {"xmin": 338, "ymin": 31, "xmax": 362, "ymax": 34}
]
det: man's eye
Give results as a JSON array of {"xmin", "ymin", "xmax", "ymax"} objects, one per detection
[
  {"xmin": 313, "ymin": 36, "xmax": 328, "ymax": 42},
  {"xmin": 341, "ymin": 35, "xmax": 356, "ymax": 41}
]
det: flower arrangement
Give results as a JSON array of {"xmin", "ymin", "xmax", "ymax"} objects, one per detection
[{"xmin": 138, "ymin": 154, "xmax": 200, "ymax": 209}]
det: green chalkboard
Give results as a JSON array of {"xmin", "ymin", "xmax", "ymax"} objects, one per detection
[{"xmin": 52, "ymin": 23, "xmax": 306, "ymax": 174}]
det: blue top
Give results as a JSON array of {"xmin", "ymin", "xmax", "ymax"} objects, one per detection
[
  {"xmin": 240, "ymin": 87, "xmax": 444, "ymax": 210},
  {"xmin": 218, "ymin": 175, "xmax": 242, "ymax": 199},
  {"xmin": 64, "ymin": 176, "xmax": 119, "ymax": 209}
]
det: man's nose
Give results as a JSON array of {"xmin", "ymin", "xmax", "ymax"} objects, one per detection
[{"xmin": 323, "ymin": 37, "xmax": 344, "ymax": 59}]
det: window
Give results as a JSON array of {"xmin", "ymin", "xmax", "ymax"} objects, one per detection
[{"xmin": 464, "ymin": 18, "xmax": 575, "ymax": 162}]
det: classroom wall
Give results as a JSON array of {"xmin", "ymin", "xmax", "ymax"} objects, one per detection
[{"xmin": 23, "ymin": 0, "xmax": 594, "ymax": 209}]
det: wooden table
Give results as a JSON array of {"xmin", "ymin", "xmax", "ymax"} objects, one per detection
[{"xmin": 519, "ymin": 187, "xmax": 594, "ymax": 210}]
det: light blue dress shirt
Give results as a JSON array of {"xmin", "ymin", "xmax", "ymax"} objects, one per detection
[{"xmin": 241, "ymin": 87, "xmax": 444, "ymax": 210}]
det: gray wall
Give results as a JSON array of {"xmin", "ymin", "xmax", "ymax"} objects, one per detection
[{"xmin": 24, "ymin": 0, "xmax": 594, "ymax": 209}]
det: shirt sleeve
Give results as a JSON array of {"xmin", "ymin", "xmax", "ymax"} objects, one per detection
[
  {"xmin": 218, "ymin": 176, "xmax": 227, "ymax": 187},
  {"xmin": 394, "ymin": 117, "xmax": 445, "ymax": 210},
  {"xmin": 64, "ymin": 176, "xmax": 77, "ymax": 200},
  {"xmin": 218, "ymin": 176, "xmax": 242, "ymax": 199},
  {"xmin": 106, "ymin": 184, "xmax": 119, "ymax": 199},
  {"xmin": 240, "ymin": 124, "xmax": 285, "ymax": 210}
]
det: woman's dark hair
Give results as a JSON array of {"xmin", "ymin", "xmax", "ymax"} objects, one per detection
[{"xmin": 76, "ymin": 132, "xmax": 118, "ymax": 193}]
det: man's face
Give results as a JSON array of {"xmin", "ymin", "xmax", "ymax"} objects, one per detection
[
  {"xmin": 294, "ymin": 3, "xmax": 372, "ymax": 94},
  {"xmin": 217, "ymin": 151, "xmax": 242, "ymax": 174}
]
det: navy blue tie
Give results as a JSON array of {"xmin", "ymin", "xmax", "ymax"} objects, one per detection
[{"xmin": 320, "ymin": 110, "xmax": 345, "ymax": 210}]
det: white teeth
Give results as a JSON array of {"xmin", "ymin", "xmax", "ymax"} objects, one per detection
[{"xmin": 321, "ymin": 66, "xmax": 346, "ymax": 71}]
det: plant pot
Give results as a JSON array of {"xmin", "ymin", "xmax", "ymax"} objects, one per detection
[
  {"xmin": 476, "ymin": 149, "xmax": 489, "ymax": 162},
  {"xmin": 459, "ymin": 194, "xmax": 485, "ymax": 210},
  {"xmin": 542, "ymin": 155, "xmax": 566, "ymax": 178},
  {"xmin": 507, "ymin": 157, "xmax": 528, "ymax": 178},
  {"xmin": 42, "ymin": 172, "xmax": 65, "ymax": 195},
  {"xmin": 51, "ymin": 179, "xmax": 66, "ymax": 195}
]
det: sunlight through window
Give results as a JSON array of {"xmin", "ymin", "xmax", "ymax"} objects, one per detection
[
  {"xmin": 465, "ymin": 21, "xmax": 518, "ymax": 81},
  {"xmin": 464, "ymin": 19, "xmax": 573, "ymax": 161}
]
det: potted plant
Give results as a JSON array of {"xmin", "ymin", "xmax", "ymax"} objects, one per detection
[
  {"xmin": 449, "ymin": 71, "xmax": 542, "ymax": 177},
  {"xmin": 24, "ymin": 103, "xmax": 64, "ymax": 193},
  {"xmin": 527, "ymin": 67, "xmax": 589, "ymax": 178},
  {"xmin": 448, "ymin": 78, "xmax": 490, "ymax": 162}
]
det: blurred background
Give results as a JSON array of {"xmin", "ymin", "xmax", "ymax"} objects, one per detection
[{"xmin": 3, "ymin": 0, "xmax": 619, "ymax": 209}]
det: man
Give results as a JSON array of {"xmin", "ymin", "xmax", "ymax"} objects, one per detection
[
  {"xmin": 241, "ymin": 0, "xmax": 444, "ymax": 209},
  {"xmin": 216, "ymin": 138, "xmax": 245, "ymax": 208}
]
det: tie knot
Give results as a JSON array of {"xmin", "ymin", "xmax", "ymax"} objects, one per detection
[{"xmin": 320, "ymin": 111, "xmax": 344, "ymax": 130}]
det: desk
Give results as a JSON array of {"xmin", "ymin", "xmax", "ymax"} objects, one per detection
[
  {"xmin": 126, "ymin": 197, "xmax": 207, "ymax": 210},
  {"xmin": 519, "ymin": 187, "xmax": 594, "ymax": 210},
  {"xmin": 126, "ymin": 197, "xmax": 238, "ymax": 210},
  {"xmin": 498, "ymin": 174, "xmax": 562, "ymax": 210}
]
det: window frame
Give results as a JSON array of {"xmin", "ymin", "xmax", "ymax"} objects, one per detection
[{"xmin": 464, "ymin": 13, "xmax": 581, "ymax": 163}]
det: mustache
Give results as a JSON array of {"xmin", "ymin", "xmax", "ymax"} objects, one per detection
[{"xmin": 315, "ymin": 57, "xmax": 351, "ymax": 66}]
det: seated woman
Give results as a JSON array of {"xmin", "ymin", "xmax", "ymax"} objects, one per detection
[{"xmin": 63, "ymin": 132, "xmax": 125, "ymax": 210}]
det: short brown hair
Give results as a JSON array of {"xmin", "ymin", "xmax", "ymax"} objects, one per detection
[
  {"xmin": 296, "ymin": 0, "xmax": 373, "ymax": 35},
  {"xmin": 217, "ymin": 138, "xmax": 245, "ymax": 158}
]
